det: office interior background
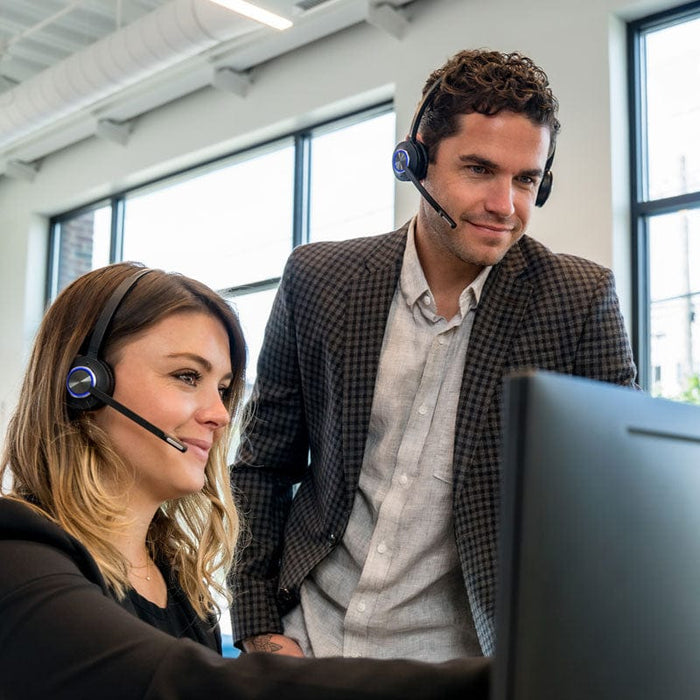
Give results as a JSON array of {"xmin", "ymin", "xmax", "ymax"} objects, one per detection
[
  {"xmin": 1, "ymin": 0, "xmax": 700, "ymax": 659},
  {"xmin": 2, "ymin": 0, "xmax": 700, "ymax": 457}
]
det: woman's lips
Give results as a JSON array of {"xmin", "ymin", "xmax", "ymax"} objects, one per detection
[{"xmin": 180, "ymin": 438, "xmax": 212, "ymax": 461}]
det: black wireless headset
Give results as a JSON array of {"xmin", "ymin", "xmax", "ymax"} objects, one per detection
[
  {"xmin": 536, "ymin": 151, "xmax": 555, "ymax": 208},
  {"xmin": 65, "ymin": 268, "xmax": 187, "ymax": 452},
  {"xmin": 391, "ymin": 77, "xmax": 555, "ymax": 223}
]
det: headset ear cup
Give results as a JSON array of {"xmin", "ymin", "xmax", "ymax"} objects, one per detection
[
  {"xmin": 66, "ymin": 355, "xmax": 115, "ymax": 413},
  {"xmin": 392, "ymin": 138, "xmax": 430, "ymax": 182},
  {"xmin": 536, "ymin": 170, "xmax": 553, "ymax": 207}
]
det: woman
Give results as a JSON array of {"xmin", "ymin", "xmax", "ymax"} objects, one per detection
[
  {"xmin": 0, "ymin": 262, "xmax": 489, "ymax": 700},
  {"xmin": 3, "ymin": 262, "xmax": 244, "ymax": 649}
]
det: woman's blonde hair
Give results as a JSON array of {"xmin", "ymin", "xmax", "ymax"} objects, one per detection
[{"xmin": 1, "ymin": 262, "xmax": 246, "ymax": 620}]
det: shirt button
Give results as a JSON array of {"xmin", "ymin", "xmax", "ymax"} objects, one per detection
[
  {"xmin": 377, "ymin": 543, "xmax": 387, "ymax": 554},
  {"xmin": 418, "ymin": 405, "xmax": 427, "ymax": 415},
  {"xmin": 399, "ymin": 474, "xmax": 408, "ymax": 486},
  {"xmin": 423, "ymin": 295, "xmax": 431, "ymax": 305},
  {"xmin": 357, "ymin": 601, "xmax": 366, "ymax": 612}
]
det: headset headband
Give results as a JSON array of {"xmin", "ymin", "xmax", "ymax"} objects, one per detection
[
  {"xmin": 86, "ymin": 268, "xmax": 153, "ymax": 359},
  {"xmin": 408, "ymin": 77, "xmax": 442, "ymax": 143}
]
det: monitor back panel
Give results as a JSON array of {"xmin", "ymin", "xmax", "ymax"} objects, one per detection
[{"xmin": 495, "ymin": 371, "xmax": 700, "ymax": 700}]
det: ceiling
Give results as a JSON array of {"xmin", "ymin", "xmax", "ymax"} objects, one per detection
[
  {"xmin": 0, "ymin": 1, "xmax": 169, "ymax": 89},
  {"xmin": 0, "ymin": 0, "xmax": 416, "ymax": 181}
]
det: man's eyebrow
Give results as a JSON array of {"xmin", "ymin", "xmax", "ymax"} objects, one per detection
[
  {"xmin": 166, "ymin": 352, "xmax": 233, "ymax": 380},
  {"xmin": 459, "ymin": 154, "xmax": 499, "ymax": 169},
  {"xmin": 458, "ymin": 154, "xmax": 544, "ymax": 178},
  {"xmin": 519, "ymin": 167, "xmax": 544, "ymax": 179}
]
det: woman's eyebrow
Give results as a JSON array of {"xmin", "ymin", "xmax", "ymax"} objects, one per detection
[{"xmin": 166, "ymin": 352, "xmax": 233, "ymax": 380}]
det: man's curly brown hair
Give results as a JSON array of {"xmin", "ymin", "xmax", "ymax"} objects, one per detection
[{"xmin": 418, "ymin": 50, "xmax": 560, "ymax": 162}]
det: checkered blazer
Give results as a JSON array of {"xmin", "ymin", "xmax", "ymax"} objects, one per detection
[{"xmin": 230, "ymin": 223, "xmax": 637, "ymax": 655}]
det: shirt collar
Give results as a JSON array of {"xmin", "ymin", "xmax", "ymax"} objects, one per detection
[{"xmin": 400, "ymin": 217, "xmax": 492, "ymax": 314}]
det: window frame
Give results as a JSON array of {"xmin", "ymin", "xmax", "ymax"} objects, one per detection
[
  {"xmin": 47, "ymin": 101, "xmax": 393, "ymax": 305},
  {"xmin": 628, "ymin": 0, "xmax": 700, "ymax": 391}
]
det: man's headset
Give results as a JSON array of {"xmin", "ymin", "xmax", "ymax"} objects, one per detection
[
  {"xmin": 65, "ymin": 268, "xmax": 187, "ymax": 452},
  {"xmin": 391, "ymin": 77, "xmax": 555, "ymax": 227}
]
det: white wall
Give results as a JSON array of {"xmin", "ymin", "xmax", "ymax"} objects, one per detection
[{"xmin": 0, "ymin": 0, "xmax": 684, "ymax": 439}]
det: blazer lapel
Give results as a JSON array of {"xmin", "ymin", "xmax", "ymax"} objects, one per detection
[
  {"xmin": 341, "ymin": 229, "xmax": 407, "ymax": 502},
  {"xmin": 453, "ymin": 239, "xmax": 532, "ymax": 485}
]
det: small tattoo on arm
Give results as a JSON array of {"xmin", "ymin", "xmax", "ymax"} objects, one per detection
[{"xmin": 250, "ymin": 635, "xmax": 283, "ymax": 653}]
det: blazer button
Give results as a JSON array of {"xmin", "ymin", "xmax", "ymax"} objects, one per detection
[
  {"xmin": 278, "ymin": 587, "xmax": 294, "ymax": 604},
  {"xmin": 327, "ymin": 533, "xmax": 337, "ymax": 547}
]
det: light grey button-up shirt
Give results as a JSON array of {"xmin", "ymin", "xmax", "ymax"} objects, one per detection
[{"xmin": 283, "ymin": 220, "xmax": 491, "ymax": 660}]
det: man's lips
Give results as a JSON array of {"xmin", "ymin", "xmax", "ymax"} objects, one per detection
[{"xmin": 464, "ymin": 219, "xmax": 514, "ymax": 234}]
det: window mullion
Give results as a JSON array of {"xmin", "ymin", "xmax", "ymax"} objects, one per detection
[
  {"xmin": 110, "ymin": 197, "xmax": 125, "ymax": 263},
  {"xmin": 632, "ymin": 214, "xmax": 650, "ymax": 390},
  {"xmin": 293, "ymin": 132, "xmax": 311, "ymax": 248}
]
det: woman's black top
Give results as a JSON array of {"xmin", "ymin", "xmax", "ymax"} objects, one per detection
[
  {"xmin": 0, "ymin": 496, "xmax": 489, "ymax": 700},
  {"xmin": 121, "ymin": 565, "xmax": 220, "ymax": 653}
]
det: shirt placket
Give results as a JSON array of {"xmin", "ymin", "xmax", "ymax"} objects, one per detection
[{"xmin": 343, "ymin": 320, "xmax": 456, "ymax": 657}]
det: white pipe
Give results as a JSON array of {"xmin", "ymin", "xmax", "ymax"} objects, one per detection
[{"xmin": 0, "ymin": 0, "xmax": 258, "ymax": 149}]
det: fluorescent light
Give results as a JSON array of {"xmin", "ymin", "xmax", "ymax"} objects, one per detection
[{"xmin": 208, "ymin": 0, "xmax": 293, "ymax": 30}]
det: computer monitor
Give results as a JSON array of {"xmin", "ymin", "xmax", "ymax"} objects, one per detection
[{"xmin": 494, "ymin": 371, "xmax": 700, "ymax": 700}]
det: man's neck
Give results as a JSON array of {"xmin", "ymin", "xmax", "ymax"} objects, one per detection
[{"xmin": 413, "ymin": 222, "xmax": 483, "ymax": 319}]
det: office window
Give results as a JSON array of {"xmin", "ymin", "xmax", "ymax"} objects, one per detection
[
  {"xmin": 48, "ymin": 205, "xmax": 112, "ymax": 299},
  {"xmin": 630, "ymin": 1, "xmax": 700, "ymax": 401},
  {"xmin": 122, "ymin": 144, "xmax": 295, "ymax": 292},
  {"xmin": 308, "ymin": 111, "xmax": 396, "ymax": 242}
]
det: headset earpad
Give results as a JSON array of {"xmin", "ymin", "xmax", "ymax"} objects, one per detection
[
  {"xmin": 392, "ymin": 138, "xmax": 430, "ymax": 182},
  {"xmin": 535, "ymin": 169, "xmax": 553, "ymax": 207},
  {"xmin": 66, "ymin": 355, "xmax": 114, "ymax": 412}
]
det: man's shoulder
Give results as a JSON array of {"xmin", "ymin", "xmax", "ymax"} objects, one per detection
[
  {"xmin": 287, "ymin": 226, "xmax": 407, "ymax": 275},
  {"xmin": 515, "ymin": 235, "xmax": 611, "ymax": 284}
]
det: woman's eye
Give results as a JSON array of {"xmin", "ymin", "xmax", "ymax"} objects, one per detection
[
  {"xmin": 175, "ymin": 370, "xmax": 201, "ymax": 386},
  {"xmin": 218, "ymin": 385, "xmax": 231, "ymax": 400}
]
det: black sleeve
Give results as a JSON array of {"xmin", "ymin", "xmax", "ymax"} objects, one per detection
[{"xmin": 0, "ymin": 538, "xmax": 490, "ymax": 700}]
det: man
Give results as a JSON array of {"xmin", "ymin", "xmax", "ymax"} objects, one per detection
[{"xmin": 230, "ymin": 49, "xmax": 636, "ymax": 661}]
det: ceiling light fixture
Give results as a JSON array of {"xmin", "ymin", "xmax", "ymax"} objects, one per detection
[{"xmin": 208, "ymin": 0, "xmax": 293, "ymax": 30}]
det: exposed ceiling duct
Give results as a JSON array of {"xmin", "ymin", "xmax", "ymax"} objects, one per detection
[
  {"xmin": 0, "ymin": 0, "xmax": 414, "ymax": 180},
  {"xmin": 0, "ymin": 1, "xmax": 260, "ymax": 150}
]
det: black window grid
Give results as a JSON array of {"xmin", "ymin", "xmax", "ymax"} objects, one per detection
[
  {"xmin": 47, "ymin": 102, "xmax": 392, "ymax": 306},
  {"xmin": 627, "ymin": 0, "xmax": 700, "ymax": 390}
]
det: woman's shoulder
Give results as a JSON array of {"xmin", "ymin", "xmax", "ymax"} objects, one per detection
[
  {"xmin": 0, "ymin": 497, "xmax": 108, "ymax": 591},
  {"xmin": 1, "ymin": 496, "xmax": 72, "ymax": 546}
]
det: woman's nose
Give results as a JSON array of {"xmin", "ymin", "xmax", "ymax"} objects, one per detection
[{"xmin": 196, "ymin": 389, "xmax": 230, "ymax": 429}]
